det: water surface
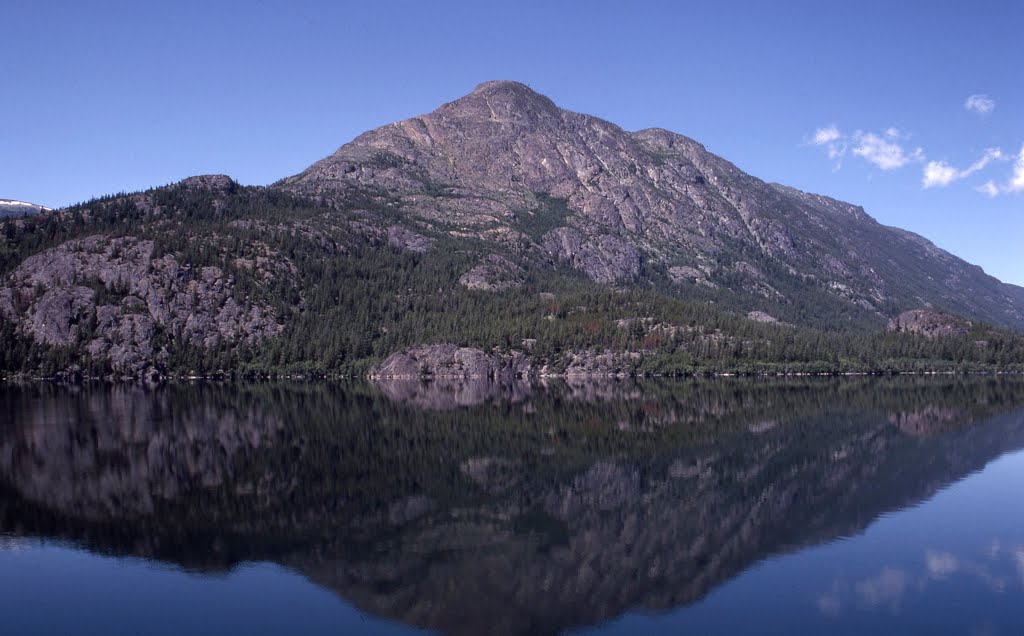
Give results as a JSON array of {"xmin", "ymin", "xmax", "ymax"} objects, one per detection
[{"xmin": 2, "ymin": 378, "xmax": 1023, "ymax": 635}]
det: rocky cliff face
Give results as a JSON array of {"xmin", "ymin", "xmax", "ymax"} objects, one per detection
[
  {"xmin": 458, "ymin": 254, "xmax": 525, "ymax": 291},
  {"xmin": 887, "ymin": 309, "xmax": 972, "ymax": 338},
  {"xmin": 0, "ymin": 233, "xmax": 286, "ymax": 375},
  {"xmin": 281, "ymin": 80, "xmax": 1024, "ymax": 330}
]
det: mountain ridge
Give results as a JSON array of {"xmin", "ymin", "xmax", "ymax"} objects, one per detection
[
  {"xmin": 280, "ymin": 80, "xmax": 1024, "ymax": 330},
  {"xmin": 0, "ymin": 199, "xmax": 49, "ymax": 217},
  {"xmin": 2, "ymin": 80, "xmax": 1024, "ymax": 378}
]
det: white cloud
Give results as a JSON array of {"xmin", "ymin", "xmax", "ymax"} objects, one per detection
[
  {"xmin": 977, "ymin": 180, "xmax": 1000, "ymax": 197},
  {"xmin": 966, "ymin": 148, "xmax": 1005, "ymax": 174},
  {"xmin": 965, "ymin": 94, "xmax": 995, "ymax": 115},
  {"xmin": 885, "ymin": 127, "xmax": 910, "ymax": 140},
  {"xmin": 923, "ymin": 161, "xmax": 958, "ymax": 188},
  {"xmin": 979, "ymin": 145, "xmax": 1024, "ymax": 196},
  {"xmin": 853, "ymin": 132, "xmax": 923, "ymax": 170},
  {"xmin": 809, "ymin": 125, "xmax": 847, "ymax": 169},
  {"xmin": 1009, "ymin": 145, "xmax": 1024, "ymax": 193},
  {"xmin": 808, "ymin": 126, "xmax": 925, "ymax": 172},
  {"xmin": 813, "ymin": 125, "xmax": 842, "ymax": 145},
  {"xmin": 806, "ymin": 122, "xmax": 1011, "ymax": 191},
  {"xmin": 922, "ymin": 148, "xmax": 1005, "ymax": 189}
]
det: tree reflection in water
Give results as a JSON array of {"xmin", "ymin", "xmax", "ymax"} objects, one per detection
[{"xmin": 1, "ymin": 377, "xmax": 1023, "ymax": 635}]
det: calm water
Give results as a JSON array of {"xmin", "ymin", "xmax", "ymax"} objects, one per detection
[{"xmin": 2, "ymin": 378, "xmax": 1024, "ymax": 635}]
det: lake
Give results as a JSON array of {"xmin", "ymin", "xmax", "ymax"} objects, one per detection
[{"xmin": 2, "ymin": 377, "xmax": 1024, "ymax": 635}]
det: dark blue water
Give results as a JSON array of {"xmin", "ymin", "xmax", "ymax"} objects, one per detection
[{"xmin": 1, "ymin": 378, "xmax": 1023, "ymax": 635}]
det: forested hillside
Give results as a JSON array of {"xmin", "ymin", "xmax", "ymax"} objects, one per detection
[{"xmin": 1, "ymin": 178, "xmax": 1022, "ymax": 378}]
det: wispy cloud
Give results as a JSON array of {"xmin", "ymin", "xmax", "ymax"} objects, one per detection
[
  {"xmin": 809, "ymin": 125, "xmax": 847, "ymax": 169},
  {"xmin": 965, "ymin": 94, "xmax": 995, "ymax": 115},
  {"xmin": 1009, "ymin": 145, "xmax": 1024, "ymax": 193},
  {"xmin": 808, "ymin": 126, "xmax": 924, "ymax": 171},
  {"xmin": 976, "ymin": 180, "xmax": 1000, "ymax": 198},
  {"xmin": 852, "ymin": 132, "xmax": 924, "ymax": 170},
  {"xmin": 813, "ymin": 125, "xmax": 841, "ymax": 145},
  {"xmin": 805, "ymin": 118, "xmax": 1015, "ymax": 198},
  {"xmin": 973, "ymin": 145, "xmax": 1024, "ymax": 196},
  {"xmin": 966, "ymin": 148, "xmax": 1006, "ymax": 174},
  {"xmin": 922, "ymin": 148, "xmax": 1005, "ymax": 189}
]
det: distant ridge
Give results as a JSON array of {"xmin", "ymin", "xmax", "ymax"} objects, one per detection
[{"xmin": 0, "ymin": 199, "xmax": 49, "ymax": 217}]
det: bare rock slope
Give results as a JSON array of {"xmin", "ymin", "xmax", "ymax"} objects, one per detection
[
  {"xmin": 0, "ymin": 235, "xmax": 285, "ymax": 374},
  {"xmin": 282, "ymin": 80, "xmax": 1024, "ymax": 331}
]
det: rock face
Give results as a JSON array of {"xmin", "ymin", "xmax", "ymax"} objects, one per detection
[
  {"xmin": 386, "ymin": 224, "xmax": 434, "ymax": 253},
  {"xmin": 458, "ymin": 255, "xmax": 525, "ymax": 291},
  {"xmin": 887, "ymin": 309, "xmax": 972, "ymax": 338},
  {"xmin": 541, "ymin": 228, "xmax": 640, "ymax": 283},
  {"xmin": 280, "ymin": 80, "xmax": 1024, "ymax": 331},
  {"xmin": 373, "ymin": 345, "xmax": 666, "ymax": 380},
  {"xmin": 371, "ymin": 344, "xmax": 533, "ymax": 379},
  {"xmin": 177, "ymin": 174, "xmax": 237, "ymax": 193},
  {"xmin": 747, "ymin": 310, "xmax": 779, "ymax": 323},
  {"xmin": 557, "ymin": 350, "xmax": 644, "ymax": 377},
  {"xmin": 0, "ymin": 235, "xmax": 285, "ymax": 374}
]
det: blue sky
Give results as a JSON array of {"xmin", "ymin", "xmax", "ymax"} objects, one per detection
[{"xmin": 3, "ymin": 0, "xmax": 1022, "ymax": 284}]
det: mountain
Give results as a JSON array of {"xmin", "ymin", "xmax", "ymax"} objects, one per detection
[
  {"xmin": 0, "ymin": 199, "xmax": 48, "ymax": 217},
  {"xmin": 281, "ymin": 81, "xmax": 1024, "ymax": 330},
  {"xmin": 1, "ymin": 81, "xmax": 1024, "ymax": 378}
]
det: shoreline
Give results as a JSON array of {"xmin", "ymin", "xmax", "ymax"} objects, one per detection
[{"xmin": 4, "ymin": 368, "xmax": 1023, "ymax": 384}]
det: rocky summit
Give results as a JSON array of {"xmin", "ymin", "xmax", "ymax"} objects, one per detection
[
  {"xmin": 281, "ymin": 81, "xmax": 1024, "ymax": 329},
  {"xmin": 2, "ymin": 81, "xmax": 1024, "ymax": 378}
]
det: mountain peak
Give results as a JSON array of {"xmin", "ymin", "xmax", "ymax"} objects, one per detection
[
  {"xmin": 278, "ymin": 83, "xmax": 1024, "ymax": 332},
  {"xmin": 442, "ymin": 80, "xmax": 560, "ymax": 120},
  {"xmin": 469, "ymin": 80, "xmax": 541, "ymax": 96}
]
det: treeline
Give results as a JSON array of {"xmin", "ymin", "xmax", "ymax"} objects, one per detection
[{"xmin": 2, "ymin": 183, "xmax": 1024, "ymax": 377}]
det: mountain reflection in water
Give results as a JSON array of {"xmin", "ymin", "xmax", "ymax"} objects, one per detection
[{"xmin": 2, "ymin": 377, "xmax": 1024, "ymax": 635}]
